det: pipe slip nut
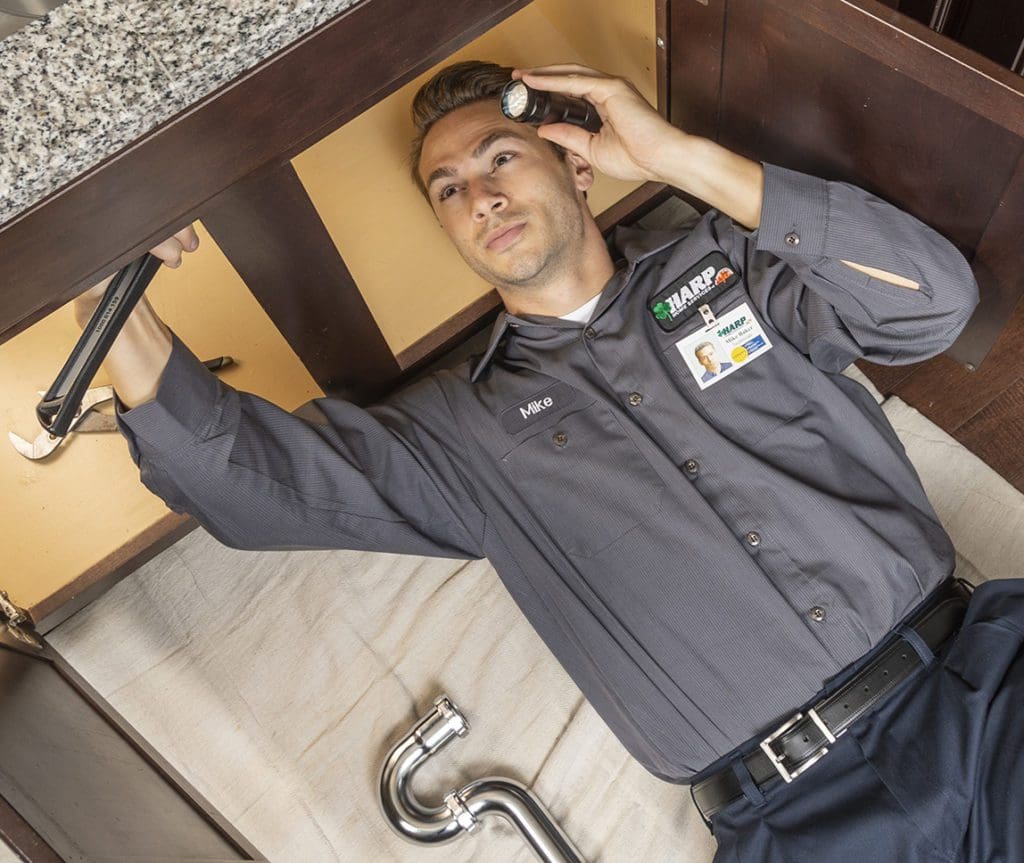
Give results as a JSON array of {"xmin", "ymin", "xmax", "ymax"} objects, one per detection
[
  {"xmin": 434, "ymin": 695, "xmax": 470, "ymax": 737},
  {"xmin": 444, "ymin": 790, "xmax": 480, "ymax": 833}
]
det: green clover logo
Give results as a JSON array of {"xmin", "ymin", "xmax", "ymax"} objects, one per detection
[{"xmin": 652, "ymin": 301, "xmax": 673, "ymax": 321}]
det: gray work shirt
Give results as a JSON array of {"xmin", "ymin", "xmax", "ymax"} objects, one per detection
[{"xmin": 117, "ymin": 164, "xmax": 979, "ymax": 781}]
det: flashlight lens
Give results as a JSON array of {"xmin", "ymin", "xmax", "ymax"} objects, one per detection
[{"xmin": 502, "ymin": 81, "xmax": 530, "ymax": 119}]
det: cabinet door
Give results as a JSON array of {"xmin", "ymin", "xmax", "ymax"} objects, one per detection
[
  {"xmin": 665, "ymin": 0, "xmax": 1024, "ymax": 368},
  {"xmin": 0, "ymin": 633, "xmax": 264, "ymax": 862}
]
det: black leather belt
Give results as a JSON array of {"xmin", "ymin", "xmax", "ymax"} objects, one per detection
[{"xmin": 692, "ymin": 578, "xmax": 972, "ymax": 821}]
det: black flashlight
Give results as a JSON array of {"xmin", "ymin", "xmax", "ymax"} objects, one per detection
[{"xmin": 500, "ymin": 80, "xmax": 603, "ymax": 133}]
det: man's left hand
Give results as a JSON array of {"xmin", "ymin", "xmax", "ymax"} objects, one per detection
[{"xmin": 512, "ymin": 64, "xmax": 687, "ymax": 185}]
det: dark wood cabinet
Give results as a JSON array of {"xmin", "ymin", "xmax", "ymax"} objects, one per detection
[
  {"xmin": 666, "ymin": 0, "xmax": 1024, "ymax": 372},
  {"xmin": 0, "ymin": 631, "xmax": 264, "ymax": 861}
]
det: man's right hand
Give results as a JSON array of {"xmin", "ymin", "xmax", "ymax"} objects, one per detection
[
  {"xmin": 75, "ymin": 224, "xmax": 201, "ymax": 408},
  {"xmin": 73, "ymin": 225, "xmax": 201, "ymax": 327}
]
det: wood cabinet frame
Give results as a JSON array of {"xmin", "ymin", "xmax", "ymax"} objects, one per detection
[
  {"xmin": 664, "ymin": 0, "xmax": 1024, "ymax": 370},
  {"xmin": 0, "ymin": 0, "xmax": 537, "ymax": 375}
]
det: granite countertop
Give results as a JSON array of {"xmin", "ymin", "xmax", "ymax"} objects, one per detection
[{"xmin": 0, "ymin": 0, "xmax": 361, "ymax": 227}]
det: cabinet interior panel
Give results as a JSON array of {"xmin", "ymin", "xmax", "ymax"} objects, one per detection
[{"xmin": 0, "ymin": 223, "xmax": 320, "ymax": 621}]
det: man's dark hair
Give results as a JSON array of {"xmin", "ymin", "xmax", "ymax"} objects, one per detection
[{"xmin": 409, "ymin": 59, "xmax": 567, "ymax": 200}]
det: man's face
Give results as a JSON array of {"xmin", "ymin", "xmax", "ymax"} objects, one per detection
[
  {"xmin": 696, "ymin": 345, "xmax": 719, "ymax": 372},
  {"xmin": 418, "ymin": 100, "xmax": 592, "ymax": 293}
]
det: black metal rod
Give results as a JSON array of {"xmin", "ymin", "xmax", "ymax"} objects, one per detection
[
  {"xmin": 1012, "ymin": 33, "xmax": 1024, "ymax": 76},
  {"xmin": 929, "ymin": 0, "xmax": 954, "ymax": 34}
]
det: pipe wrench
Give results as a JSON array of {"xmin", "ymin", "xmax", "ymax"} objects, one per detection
[{"xmin": 9, "ymin": 357, "xmax": 233, "ymax": 460}]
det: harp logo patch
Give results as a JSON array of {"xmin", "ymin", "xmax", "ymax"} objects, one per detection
[{"xmin": 649, "ymin": 251, "xmax": 740, "ymax": 332}]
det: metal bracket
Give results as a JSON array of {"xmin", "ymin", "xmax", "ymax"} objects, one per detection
[{"xmin": 0, "ymin": 591, "xmax": 43, "ymax": 650}]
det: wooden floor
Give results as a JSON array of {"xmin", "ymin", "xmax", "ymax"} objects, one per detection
[{"xmin": 858, "ymin": 298, "xmax": 1024, "ymax": 494}]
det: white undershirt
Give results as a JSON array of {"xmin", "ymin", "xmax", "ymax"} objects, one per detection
[{"xmin": 558, "ymin": 293, "xmax": 602, "ymax": 323}]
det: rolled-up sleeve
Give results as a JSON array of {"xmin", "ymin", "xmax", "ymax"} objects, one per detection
[
  {"xmin": 721, "ymin": 163, "xmax": 980, "ymax": 371},
  {"xmin": 117, "ymin": 334, "xmax": 486, "ymax": 559}
]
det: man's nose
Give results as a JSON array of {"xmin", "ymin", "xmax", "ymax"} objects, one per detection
[{"xmin": 471, "ymin": 180, "xmax": 508, "ymax": 220}]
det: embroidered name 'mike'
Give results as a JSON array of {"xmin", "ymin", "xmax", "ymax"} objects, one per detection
[
  {"xmin": 648, "ymin": 251, "xmax": 740, "ymax": 332},
  {"xmin": 500, "ymin": 382, "xmax": 578, "ymax": 435},
  {"xmin": 520, "ymin": 397, "xmax": 554, "ymax": 419}
]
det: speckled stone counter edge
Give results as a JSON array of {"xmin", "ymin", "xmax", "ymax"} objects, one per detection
[{"xmin": 0, "ymin": 0, "xmax": 361, "ymax": 227}]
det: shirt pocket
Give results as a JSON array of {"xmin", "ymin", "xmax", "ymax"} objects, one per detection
[
  {"xmin": 659, "ymin": 298, "xmax": 814, "ymax": 447},
  {"xmin": 501, "ymin": 402, "xmax": 666, "ymax": 558}
]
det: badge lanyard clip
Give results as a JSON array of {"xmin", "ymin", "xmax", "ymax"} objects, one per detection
[{"xmin": 698, "ymin": 304, "xmax": 717, "ymax": 326}]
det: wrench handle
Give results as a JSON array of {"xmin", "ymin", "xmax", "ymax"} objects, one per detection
[{"xmin": 37, "ymin": 253, "xmax": 162, "ymax": 437}]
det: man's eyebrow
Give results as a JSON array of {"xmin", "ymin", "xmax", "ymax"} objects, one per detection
[
  {"xmin": 425, "ymin": 131, "xmax": 530, "ymax": 191},
  {"xmin": 471, "ymin": 130, "xmax": 529, "ymax": 160}
]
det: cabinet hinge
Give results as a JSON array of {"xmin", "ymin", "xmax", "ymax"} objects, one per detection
[{"xmin": 0, "ymin": 591, "xmax": 43, "ymax": 650}]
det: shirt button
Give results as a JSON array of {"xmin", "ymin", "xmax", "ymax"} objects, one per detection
[
  {"xmin": 745, "ymin": 531, "xmax": 762, "ymax": 548},
  {"xmin": 552, "ymin": 431, "xmax": 568, "ymax": 447},
  {"xmin": 810, "ymin": 606, "xmax": 827, "ymax": 622},
  {"xmin": 628, "ymin": 392, "xmax": 643, "ymax": 406},
  {"xmin": 584, "ymin": 327, "xmax": 597, "ymax": 340},
  {"xmin": 683, "ymin": 459, "xmax": 699, "ymax": 476},
  {"xmin": 784, "ymin": 231, "xmax": 800, "ymax": 246}
]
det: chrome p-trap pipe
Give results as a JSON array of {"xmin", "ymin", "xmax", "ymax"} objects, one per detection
[{"xmin": 379, "ymin": 695, "xmax": 585, "ymax": 863}]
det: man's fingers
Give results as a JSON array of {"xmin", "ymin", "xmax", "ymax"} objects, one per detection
[
  {"xmin": 516, "ymin": 68, "xmax": 618, "ymax": 103},
  {"xmin": 174, "ymin": 224, "xmax": 200, "ymax": 252},
  {"xmin": 148, "ymin": 224, "xmax": 200, "ymax": 268},
  {"xmin": 75, "ymin": 223, "xmax": 199, "ymax": 316},
  {"xmin": 514, "ymin": 63, "xmax": 604, "ymax": 79},
  {"xmin": 536, "ymin": 122, "xmax": 594, "ymax": 159},
  {"xmin": 149, "ymin": 236, "xmax": 185, "ymax": 267}
]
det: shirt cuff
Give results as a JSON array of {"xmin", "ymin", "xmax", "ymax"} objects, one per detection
[
  {"xmin": 116, "ymin": 333, "xmax": 222, "ymax": 455},
  {"xmin": 754, "ymin": 162, "xmax": 829, "ymax": 259}
]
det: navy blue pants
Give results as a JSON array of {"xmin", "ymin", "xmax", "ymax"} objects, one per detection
[{"xmin": 710, "ymin": 578, "xmax": 1024, "ymax": 863}]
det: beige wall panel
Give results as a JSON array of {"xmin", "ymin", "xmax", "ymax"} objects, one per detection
[
  {"xmin": 0, "ymin": 223, "xmax": 320, "ymax": 616},
  {"xmin": 292, "ymin": 0, "xmax": 657, "ymax": 353}
]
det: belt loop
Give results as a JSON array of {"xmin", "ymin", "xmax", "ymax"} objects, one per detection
[
  {"xmin": 896, "ymin": 622, "xmax": 935, "ymax": 666},
  {"xmin": 730, "ymin": 758, "xmax": 768, "ymax": 809}
]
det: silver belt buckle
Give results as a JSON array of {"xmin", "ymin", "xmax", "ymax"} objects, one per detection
[{"xmin": 759, "ymin": 708, "xmax": 837, "ymax": 783}]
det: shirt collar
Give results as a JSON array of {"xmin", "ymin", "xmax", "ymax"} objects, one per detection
[{"xmin": 470, "ymin": 224, "xmax": 689, "ymax": 382}]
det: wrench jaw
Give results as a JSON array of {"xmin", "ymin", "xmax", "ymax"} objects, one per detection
[
  {"xmin": 8, "ymin": 429, "xmax": 64, "ymax": 460},
  {"xmin": 7, "ymin": 431, "xmax": 36, "ymax": 460},
  {"xmin": 8, "ymin": 386, "xmax": 116, "ymax": 460},
  {"xmin": 10, "ymin": 362, "xmax": 226, "ymax": 460}
]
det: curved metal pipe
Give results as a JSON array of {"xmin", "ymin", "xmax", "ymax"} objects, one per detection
[{"xmin": 379, "ymin": 695, "xmax": 586, "ymax": 863}]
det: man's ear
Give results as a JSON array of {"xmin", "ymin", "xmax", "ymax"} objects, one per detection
[{"xmin": 565, "ymin": 151, "xmax": 595, "ymax": 194}]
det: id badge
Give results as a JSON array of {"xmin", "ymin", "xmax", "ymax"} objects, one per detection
[{"xmin": 674, "ymin": 302, "xmax": 773, "ymax": 390}]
